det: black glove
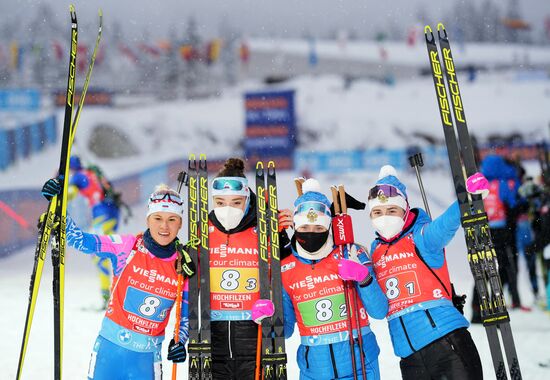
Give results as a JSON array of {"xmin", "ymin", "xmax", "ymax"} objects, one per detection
[
  {"xmin": 42, "ymin": 177, "xmax": 62, "ymax": 201},
  {"xmin": 452, "ymin": 285, "xmax": 467, "ymax": 315},
  {"xmin": 37, "ymin": 212, "xmax": 60, "ymax": 230},
  {"xmin": 167, "ymin": 339, "xmax": 187, "ymax": 363},
  {"xmin": 330, "ymin": 191, "xmax": 366, "ymax": 216},
  {"xmin": 175, "ymin": 240, "xmax": 197, "ymax": 278}
]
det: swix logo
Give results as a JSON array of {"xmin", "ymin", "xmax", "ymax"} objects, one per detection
[{"xmin": 336, "ymin": 218, "xmax": 346, "ymax": 241}]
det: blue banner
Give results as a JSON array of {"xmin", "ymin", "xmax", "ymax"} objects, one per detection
[
  {"xmin": 0, "ymin": 89, "xmax": 40, "ymax": 111},
  {"xmin": 244, "ymin": 90, "xmax": 296, "ymax": 164}
]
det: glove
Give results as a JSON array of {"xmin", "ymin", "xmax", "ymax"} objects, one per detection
[
  {"xmin": 41, "ymin": 177, "xmax": 62, "ymax": 201},
  {"xmin": 466, "ymin": 172, "xmax": 489, "ymax": 199},
  {"xmin": 175, "ymin": 240, "xmax": 197, "ymax": 278},
  {"xmin": 37, "ymin": 212, "xmax": 60, "ymax": 230},
  {"xmin": 251, "ymin": 299, "xmax": 274, "ymax": 324},
  {"xmin": 278, "ymin": 209, "xmax": 293, "ymax": 232},
  {"xmin": 167, "ymin": 339, "xmax": 187, "ymax": 363},
  {"xmin": 338, "ymin": 259, "xmax": 373, "ymax": 287}
]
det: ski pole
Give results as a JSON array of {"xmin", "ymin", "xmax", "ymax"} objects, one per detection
[
  {"xmin": 338, "ymin": 185, "xmax": 366, "ymax": 380},
  {"xmin": 172, "ymin": 171, "xmax": 188, "ymax": 380},
  {"xmin": 331, "ymin": 186, "xmax": 358, "ymax": 380},
  {"xmin": 408, "ymin": 153, "xmax": 432, "ymax": 218}
]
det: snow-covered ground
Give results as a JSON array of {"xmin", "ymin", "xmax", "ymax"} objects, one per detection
[{"xmin": 2, "ymin": 169, "xmax": 550, "ymax": 379}]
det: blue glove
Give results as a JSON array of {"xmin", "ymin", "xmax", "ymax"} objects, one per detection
[
  {"xmin": 42, "ymin": 178, "xmax": 62, "ymax": 201},
  {"xmin": 167, "ymin": 339, "xmax": 186, "ymax": 363}
]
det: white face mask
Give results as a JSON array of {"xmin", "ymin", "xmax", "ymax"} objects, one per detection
[
  {"xmin": 371, "ymin": 215, "xmax": 405, "ymax": 240},
  {"xmin": 214, "ymin": 206, "xmax": 244, "ymax": 231}
]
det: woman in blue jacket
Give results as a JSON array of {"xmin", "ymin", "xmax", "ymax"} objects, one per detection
[
  {"xmin": 365, "ymin": 165, "xmax": 484, "ymax": 379},
  {"xmin": 279, "ymin": 179, "xmax": 388, "ymax": 380}
]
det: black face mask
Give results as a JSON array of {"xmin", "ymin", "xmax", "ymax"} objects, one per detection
[{"xmin": 295, "ymin": 230, "xmax": 330, "ymax": 253}]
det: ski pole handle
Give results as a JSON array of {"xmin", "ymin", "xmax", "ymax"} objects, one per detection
[
  {"xmin": 408, "ymin": 153, "xmax": 432, "ymax": 218},
  {"xmin": 294, "ymin": 177, "xmax": 305, "ymax": 196},
  {"xmin": 338, "ymin": 185, "xmax": 347, "ymax": 214},
  {"xmin": 408, "ymin": 152, "xmax": 424, "ymax": 168},
  {"xmin": 331, "ymin": 186, "xmax": 341, "ymax": 214},
  {"xmin": 176, "ymin": 171, "xmax": 189, "ymax": 194}
]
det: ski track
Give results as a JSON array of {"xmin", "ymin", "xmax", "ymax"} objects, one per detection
[{"xmin": 2, "ymin": 172, "xmax": 550, "ymax": 379}]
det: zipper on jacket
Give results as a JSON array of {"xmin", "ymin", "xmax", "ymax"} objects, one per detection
[
  {"xmin": 399, "ymin": 316, "xmax": 417, "ymax": 353},
  {"xmin": 305, "ymin": 346, "xmax": 310, "ymax": 368},
  {"xmin": 329, "ymin": 344, "xmax": 339, "ymax": 378},
  {"xmin": 425, "ymin": 310, "xmax": 436, "ymax": 328},
  {"xmin": 228, "ymin": 321, "xmax": 233, "ymax": 358}
]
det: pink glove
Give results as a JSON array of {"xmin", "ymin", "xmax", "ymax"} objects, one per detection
[
  {"xmin": 338, "ymin": 259, "xmax": 372, "ymax": 286},
  {"xmin": 251, "ymin": 299, "xmax": 274, "ymax": 324},
  {"xmin": 466, "ymin": 172, "xmax": 490, "ymax": 199}
]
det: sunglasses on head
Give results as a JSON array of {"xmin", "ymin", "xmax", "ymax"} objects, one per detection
[
  {"xmin": 368, "ymin": 184, "xmax": 403, "ymax": 201},
  {"xmin": 294, "ymin": 201, "xmax": 331, "ymax": 217},
  {"xmin": 149, "ymin": 192, "xmax": 183, "ymax": 206},
  {"xmin": 212, "ymin": 178, "xmax": 247, "ymax": 191}
]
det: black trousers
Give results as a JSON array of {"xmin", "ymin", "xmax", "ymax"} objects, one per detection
[
  {"xmin": 400, "ymin": 328, "xmax": 483, "ymax": 380},
  {"xmin": 212, "ymin": 357, "xmax": 256, "ymax": 380}
]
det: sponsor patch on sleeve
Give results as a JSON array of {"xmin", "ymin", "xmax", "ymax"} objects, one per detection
[{"xmin": 281, "ymin": 261, "xmax": 295, "ymax": 272}]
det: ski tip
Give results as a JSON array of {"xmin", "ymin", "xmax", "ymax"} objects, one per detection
[
  {"xmin": 189, "ymin": 153, "xmax": 196, "ymax": 160},
  {"xmin": 437, "ymin": 23, "xmax": 448, "ymax": 39},
  {"xmin": 424, "ymin": 25, "xmax": 435, "ymax": 43},
  {"xmin": 69, "ymin": 4, "xmax": 75, "ymax": 12},
  {"xmin": 267, "ymin": 160, "xmax": 275, "ymax": 168},
  {"xmin": 256, "ymin": 161, "xmax": 264, "ymax": 170},
  {"xmin": 199, "ymin": 153, "xmax": 207, "ymax": 160},
  {"xmin": 98, "ymin": 8, "xmax": 103, "ymax": 17}
]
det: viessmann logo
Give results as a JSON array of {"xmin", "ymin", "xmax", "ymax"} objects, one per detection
[
  {"xmin": 375, "ymin": 251, "xmax": 415, "ymax": 269},
  {"xmin": 289, "ymin": 274, "xmax": 339, "ymax": 290}
]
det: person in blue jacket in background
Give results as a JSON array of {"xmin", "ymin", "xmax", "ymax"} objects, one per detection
[
  {"xmin": 366, "ymin": 165, "xmax": 484, "ymax": 379},
  {"xmin": 471, "ymin": 154, "xmax": 530, "ymax": 322},
  {"xmin": 279, "ymin": 178, "xmax": 388, "ymax": 380}
]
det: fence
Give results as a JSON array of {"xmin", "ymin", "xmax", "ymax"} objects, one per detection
[{"xmin": 0, "ymin": 114, "xmax": 57, "ymax": 171}]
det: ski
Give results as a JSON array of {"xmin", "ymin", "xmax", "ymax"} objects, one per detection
[
  {"xmin": 198, "ymin": 155, "xmax": 212, "ymax": 379},
  {"xmin": 172, "ymin": 170, "xmax": 190, "ymax": 380},
  {"xmin": 425, "ymin": 23, "xmax": 521, "ymax": 380},
  {"xmin": 255, "ymin": 161, "xmax": 287, "ymax": 380},
  {"xmin": 266, "ymin": 162, "xmax": 287, "ymax": 379},
  {"xmin": 70, "ymin": 9, "xmax": 103, "ymax": 138},
  {"xmin": 187, "ymin": 154, "xmax": 212, "ymax": 380},
  {"xmin": 16, "ymin": 7, "xmax": 78, "ymax": 380},
  {"xmin": 187, "ymin": 155, "xmax": 201, "ymax": 380},
  {"xmin": 255, "ymin": 161, "xmax": 273, "ymax": 379}
]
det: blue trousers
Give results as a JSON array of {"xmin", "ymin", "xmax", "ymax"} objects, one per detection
[{"xmin": 88, "ymin": 335, "xmax": 162, "ymax": 380}]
